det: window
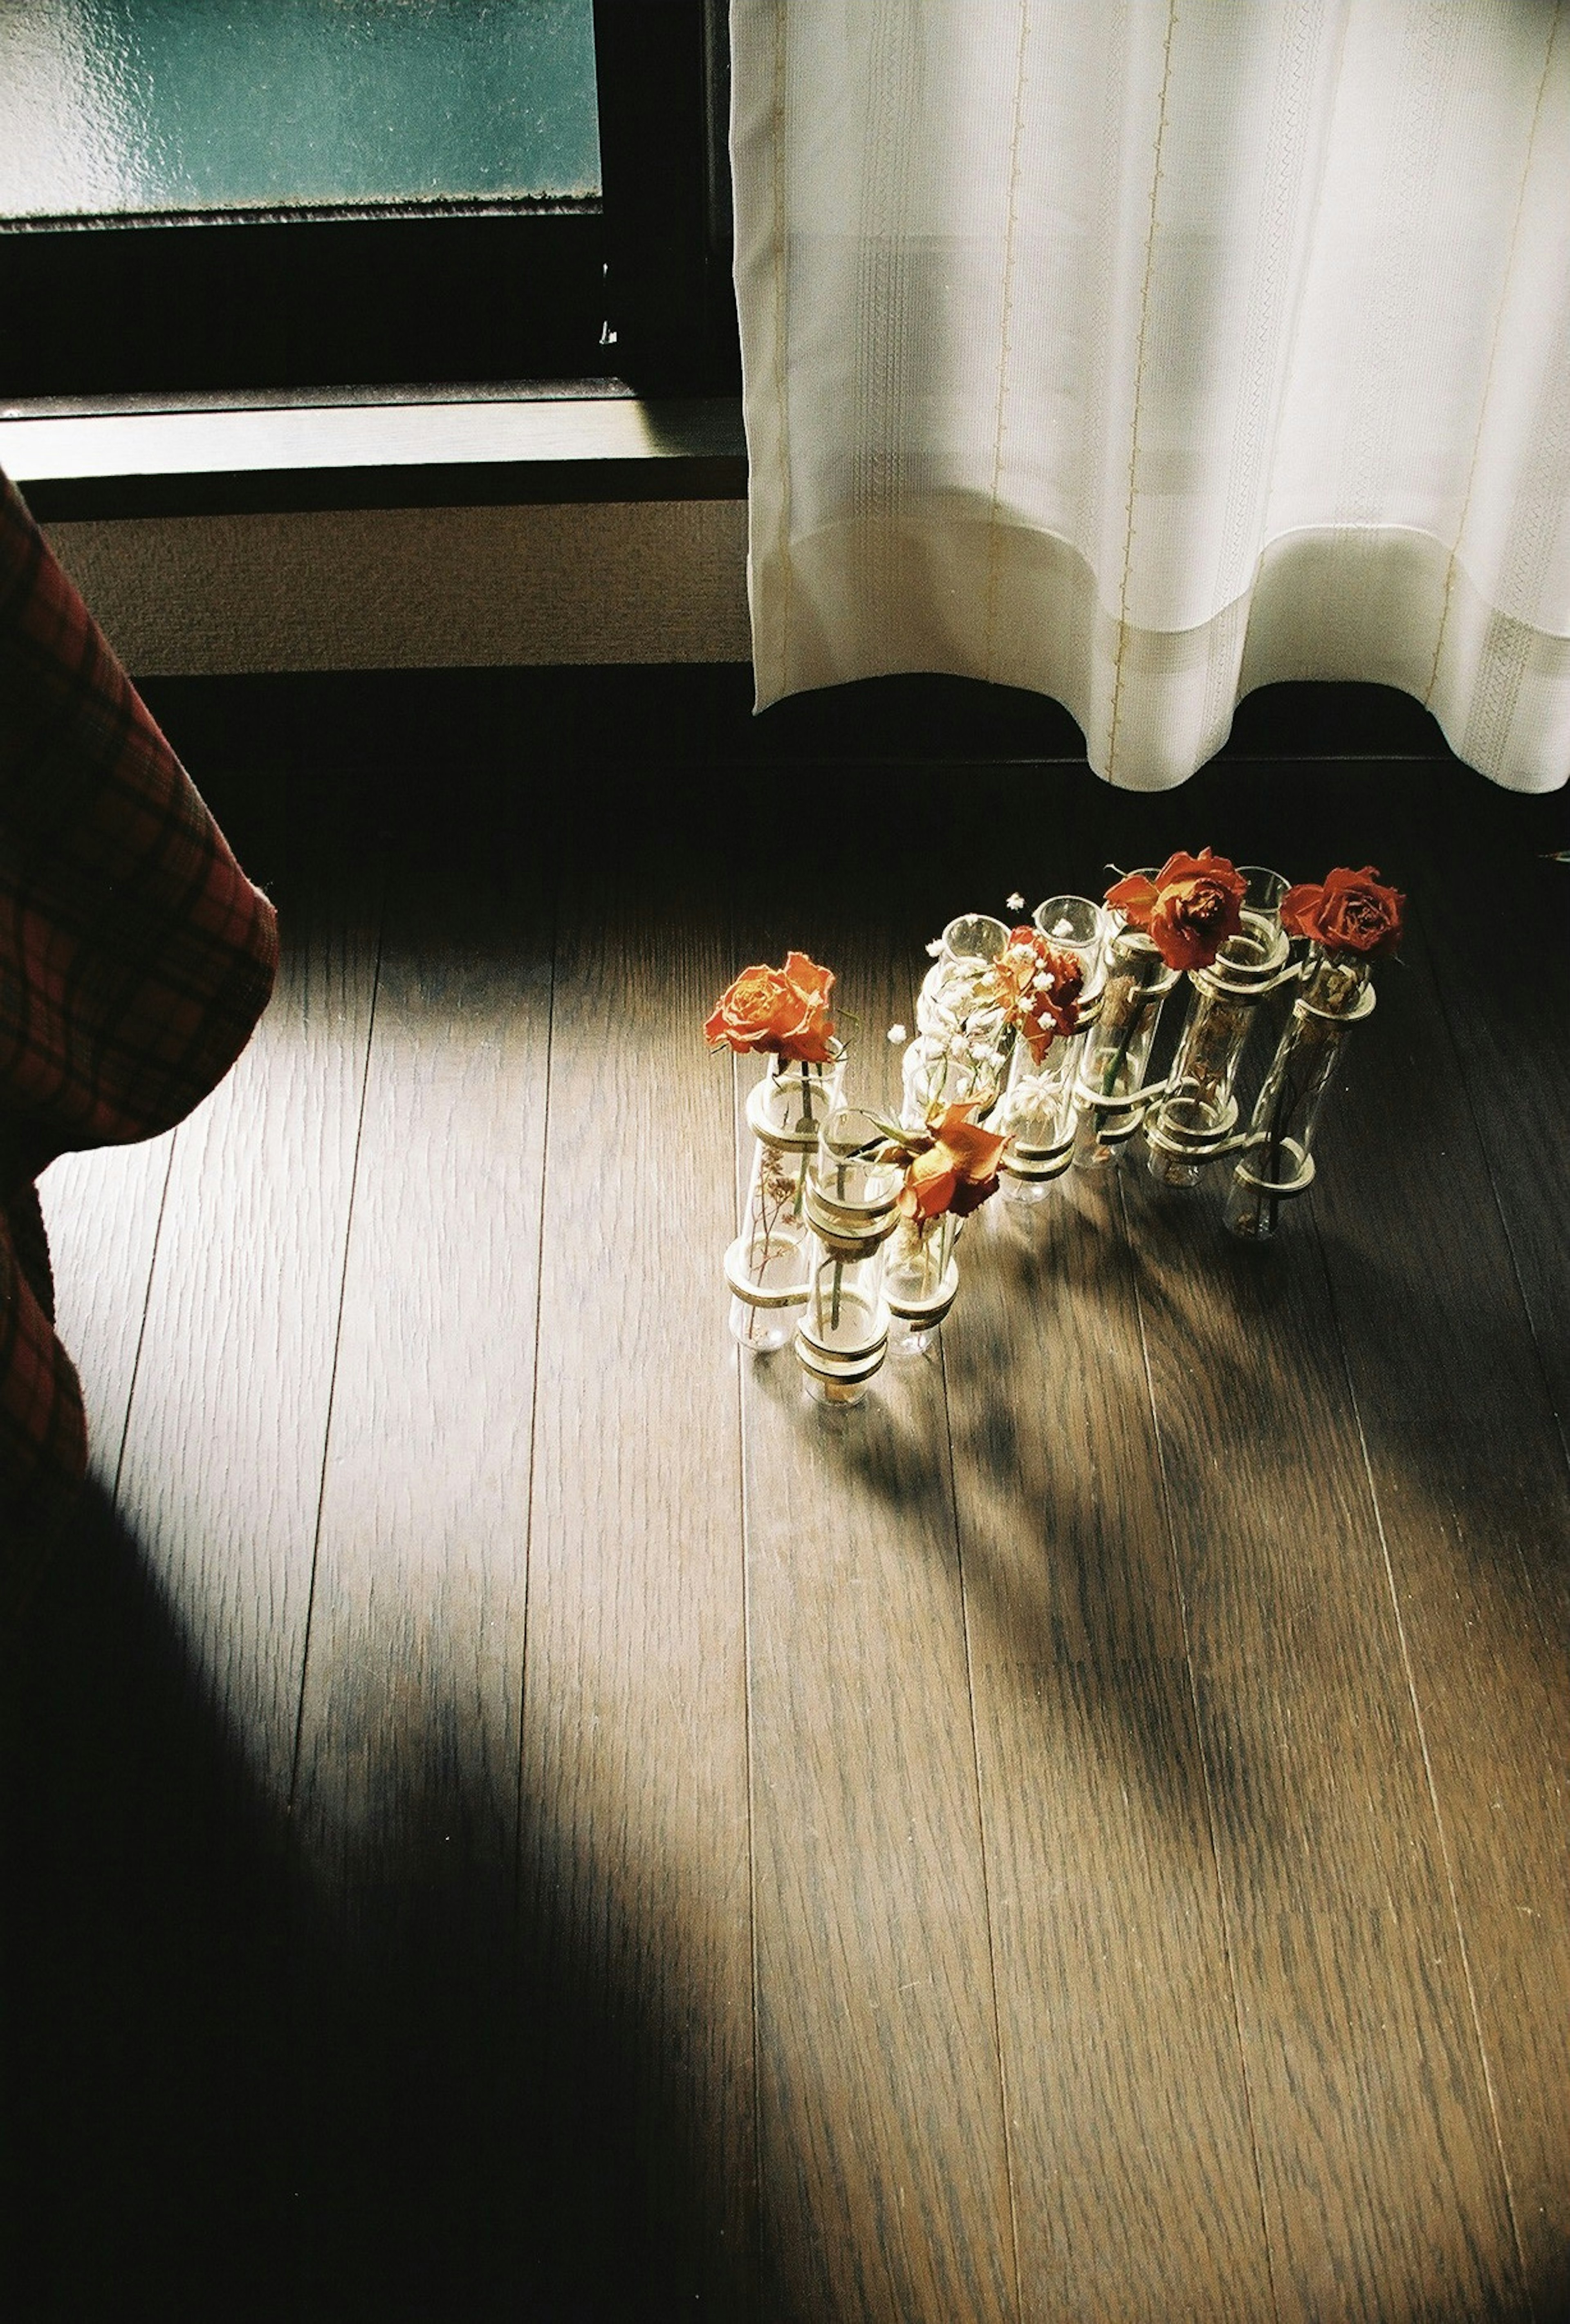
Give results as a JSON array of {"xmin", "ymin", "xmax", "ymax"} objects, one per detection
[
  {"xmin": 0, "ymin": 1, "xmax": 603, "ymax": 217},
  {"xmin": 0, "ymin": 0, "xmax": 736, "ymax": 399}
]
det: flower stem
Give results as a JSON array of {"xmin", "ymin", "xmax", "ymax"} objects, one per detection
[
  {"xmin": 796, "ymin": 1060, "xmax": 816, "ymax": 1136},
  {"xmin": 1260, "ymin": 1062, "xmax": 1300, "ymax": 1237},
  {"xmin": 1101, "ymin": 954, "xmax": 1159, "ymax": 1099},
  {"xmin": 750, "ymin": 1161, "xmax": 784, "ymax": 1275}
]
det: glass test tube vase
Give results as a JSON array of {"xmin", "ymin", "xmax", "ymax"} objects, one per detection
[
  {"xmin": 902, "ymin": 913, "xmax": 1013, "ymax": 1127},
  {"xmin": 883, "ymin": 1209, "xmax": 961, "ymax": 1351},
  {"xmin": 1224, "ymin": 944, "xmax": 1377, "ymax": 1239},
  {"xmin": 794, "ymin": 1109, "xmax": 903, "ymax": 1404},
  {"xmin": 726, "ymin": 1052, "xmax": 845, "ymax": 1352},
  {"xmin": 1146, "ymin": 868, "xmax": 1292, "ymax": 1190},
  {"xmin": 1000, "ymin": 893, "xmax": 1105, "ymax": 1199},
  {"xmin": 1073, "ymin": 896, "xmax": 1178, "ymax": 1170}
]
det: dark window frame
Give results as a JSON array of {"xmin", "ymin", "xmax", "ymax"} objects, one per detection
[
  {"xmin": 592, "ymin": 0, "xmax": 738, "ymax": 397},
  {"xmin": 0, "ymin": 0, "xmax": 737, "ymax": 403}
]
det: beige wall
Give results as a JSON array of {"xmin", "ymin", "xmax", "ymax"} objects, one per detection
[{"xmin": 44, "ymin": 498, "xmax": 752, "ymax": 677}]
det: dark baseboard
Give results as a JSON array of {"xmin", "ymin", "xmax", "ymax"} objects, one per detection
[
  {"xmin": 141, "ymin": 663, "xmax": 1458, "ymax": 773},
  {"xmin": 134, "ymin": 666, "xmax": 1567, "ymax": 954}
]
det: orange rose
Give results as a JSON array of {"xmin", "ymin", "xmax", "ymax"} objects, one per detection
[
  {"xmin": 897, "ymin": 1104, "xmax": 1007, "ymax": 1221},
  {"xmin": 704, "ymin": 950, "xmax": 837, "ymax": 1062},
  {"xmin": 1281, "ymin": 867, "xmax": 1404, "ymax": 958},
  {"xmin": 1105, "ymin": 849, "xmax": 1245, "ymax": 972}
]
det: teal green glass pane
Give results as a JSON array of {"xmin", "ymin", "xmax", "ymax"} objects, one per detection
[{"xmin": 0, "ymin": 0, "xmax": 600, "ymax": 216}]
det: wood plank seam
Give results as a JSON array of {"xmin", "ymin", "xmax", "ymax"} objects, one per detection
[
  {"xmin": 1312, "ymin": 1216, "xmax": 1532, "ymax": 2297},
  {"xmin": 937, "ymin": 1327, "xmax": 1025, "ymax": 2324},
  {"xmin": 1117, "ymin": 1172, "xmax": 1285, "ymax": 2324},
  {"xmin": 105, "ymin": 1131, "xmax": 181, "ymax": 1508},
  {"xmin": 285, "ymin": 872, "xmax": 386, "ymax": 1815},
  {"xmin": 510, "ymin": 868, "xmax": 559, "ymax": 1914}
]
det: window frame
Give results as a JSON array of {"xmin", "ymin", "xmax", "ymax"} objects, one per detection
[
  {"xmin": 0, "ymin": 0, "xmax": 738, "ymax": 403},
  {"xmin": 592, "ymin": 0, "xmax": 738, "ymax": 397}
]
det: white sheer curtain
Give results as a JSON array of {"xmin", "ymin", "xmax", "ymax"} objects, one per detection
[{"xmin": 731, "ymin": 0, "xmax": 1570, "ymax": 791}]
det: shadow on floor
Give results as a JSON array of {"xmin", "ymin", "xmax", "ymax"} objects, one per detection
[{"xmin": 0, "ymin": 1485, "xmax": 727, "ymax": 2324}]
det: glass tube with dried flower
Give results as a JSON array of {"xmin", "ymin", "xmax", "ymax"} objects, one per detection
[
  {"xmin": 1076, "ymin": 851, "xmax": 1245, "ymax": 1170},
  {"xmin": 1146, "ymin": 866, "xmax": 1291, "ymax": 1189},
  {"xmin": 724, "ymin": 1060, "xmax": 846, "ymax": 1350},
  {"xmin": 901, "ymin": 913, "xmax": 1014, "ymax": 1126},
  {"xmin": 1225, "ymin": 867, "xmax": 1404, "ymax": 1239},
  {"xmin": 706, "ymin": 951, "xmax": 845, "ymax": 1346},
  {"xmin": 881, "ymin": 1104, "xmax": 1007, "ymax": 1350},
  {"xmin": 998, "ymin": 896, "xmax": 1102, "ymax": 1199},
  {"xmin": 1070, "ymin": 882, "xmax": 1174, "ymax": 1168}
]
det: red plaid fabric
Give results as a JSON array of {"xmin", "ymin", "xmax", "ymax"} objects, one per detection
[{"xmin": 1, "ymin": 468, "xmax": 278, "ymax": 1555}]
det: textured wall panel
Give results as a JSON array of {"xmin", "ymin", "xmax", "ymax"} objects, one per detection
[{"xmin": 44, "ymin": 499, "xmax": 752, "ymax": 675}]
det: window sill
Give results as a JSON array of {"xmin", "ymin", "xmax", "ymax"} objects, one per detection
[{"xmin": 0, "ymin": 382, "xmax": 747, "ymax": 521}]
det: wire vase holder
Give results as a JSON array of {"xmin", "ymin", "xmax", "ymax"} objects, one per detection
[{"xmin": 794, "ymin": 1108, "xmax": 903, "ymax": 1403}]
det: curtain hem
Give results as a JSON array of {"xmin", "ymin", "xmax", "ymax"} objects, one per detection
[{"xmin": 749, "ymin": 515, "xmax": 1570, "ymax": 795}]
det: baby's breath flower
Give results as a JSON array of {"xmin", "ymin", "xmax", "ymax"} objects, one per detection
[
  {"xmin": 1006, "ymin": 892, "xmax": 1025, "ymax": 912},
  {"xmin": 886, "ymin": 1022, "xmax": 907, "ymax": 1044}
]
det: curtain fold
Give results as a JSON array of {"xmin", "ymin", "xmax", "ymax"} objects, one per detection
[{"xmin": 732, "ymin": 0, "xmax": 1570, "ymax": 791}]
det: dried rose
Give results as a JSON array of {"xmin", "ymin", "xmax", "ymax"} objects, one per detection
[
  {"xmin": 1105, "ymin": 849, "xmax": 1245, "ymax": 972},
  {"xmin": 1280, "ymin": 866, "xmax": 1404, "ymax": 958},
  {"xmin": 704, "ymin": 950, "xmax": 837, "ymax": 1063},
  {"xmin": 897, "ymin": 1103, "xmax": 1007, "ymax": 1221},
  {"xmin": 998, "ymin": 926, "xmax": 1085, "ymax": 1063}
]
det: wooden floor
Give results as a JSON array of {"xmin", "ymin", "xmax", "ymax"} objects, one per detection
[{"xmin": 3, "ymin": 673, "xmax": 1567, "ymax": 2323}]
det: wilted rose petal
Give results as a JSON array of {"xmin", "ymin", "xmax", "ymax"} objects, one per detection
[
  {"xmin": 704, "ymin": 950, "xmax": 837, "ymax": 1061},
  {"xmin": 1282, "ymin": 866, "xmax": 1404, "ymax": 957},
  {"xmin": 896, "ymin": 1103, "xmax": 1006, "ymax": 1221},
  {"xmin": 1108, "ymin": 849, "xmax": 1244, "ymax": 972}
]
